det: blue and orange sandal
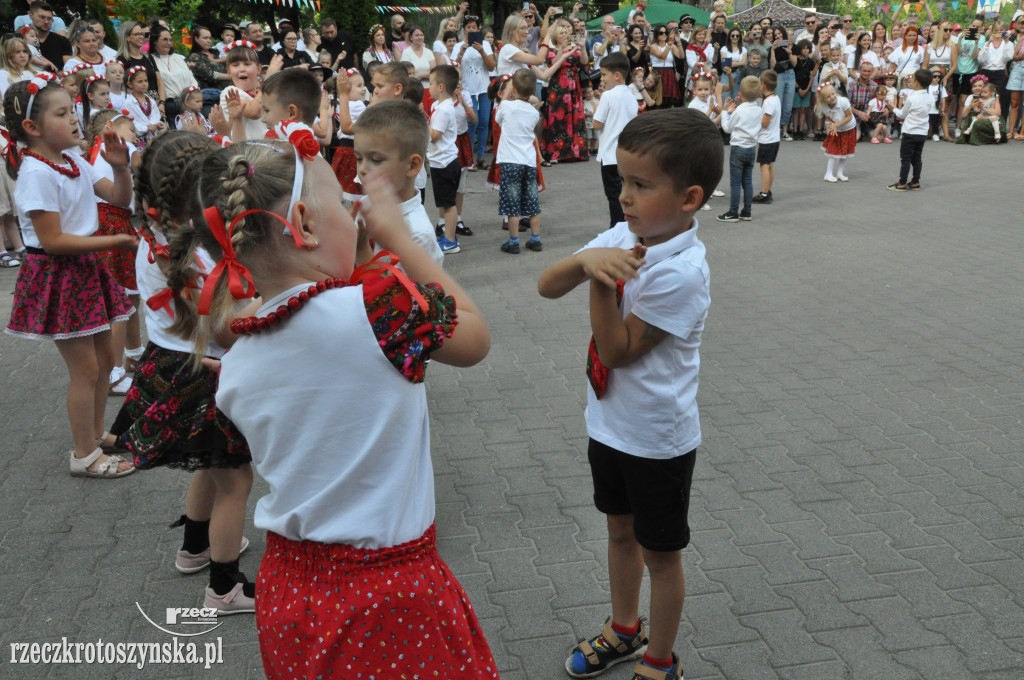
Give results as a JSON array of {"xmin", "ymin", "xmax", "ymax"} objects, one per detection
[
  {"xmin": 565, "ymin": 617, "xmax": 648, "ymax": 678},
  {"xmin": 631, "ymin": 652, "xmax": 684, "ymax": 680}
]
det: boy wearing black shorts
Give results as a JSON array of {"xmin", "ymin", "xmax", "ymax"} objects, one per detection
[{"xmin": 539, "ymin": 108, "xmax": 721, "ymax": 680}]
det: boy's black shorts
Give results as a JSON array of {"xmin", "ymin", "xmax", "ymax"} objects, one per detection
[
  {"xmin": 430, "ymin": 158, "xmax": 461, "ymax": 208},
  {"xmin": 588, "ymin": 438, "xmax": 696, "ymax": 552},
  {"xmin": 756, "ymin": 142, "xmax": 779, "ymax": 165}
]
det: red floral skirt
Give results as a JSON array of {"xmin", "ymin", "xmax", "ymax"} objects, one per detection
[
  {"xmin": 822, "ymin": 127, "xmax": 857, "ymax": 158},
  {"xmin": 96, "ymin": 202, "xmax": 138, "ymax": 294},
  {"xmin": 6, "ymin": 251, "xmax": 134, "ymax": 340},
  {"xmin": 330, "ymin": 143, "xmax": 362, "ymax": 198},
  {"xmin": 456, "ymin": 132, "xmax": 474, "ymax": 169},
  {"xmin": 256, "ymin": 524, "xmax": 499, "ymax": 680},
  {"xmin": 486, "ymin": 124, "xmax": 502, "ymax": 189}
]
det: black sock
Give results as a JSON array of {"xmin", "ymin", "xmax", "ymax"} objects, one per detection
[
  {"xmin": 209, "ymin": 559, "xmax": 255, "ymax": 597},
  {"xmin": 172, "ymin": 514, "xmax": 210, "ymax": 555}
]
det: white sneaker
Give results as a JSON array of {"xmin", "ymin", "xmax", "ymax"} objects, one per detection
[
  {"xmin": 712, "ymin": 189, "xmax": 725, "ymax": 198},
  {"xmin": 837, "ymin": 174, "xmax": 849, "ymax": 182},
  {"xmin": 781, "ymin": 132, "xmax": 793, "ymax": 141},
  {"xmin": 700, "ymin": 203, "xmax": 712, "ymax": 211},
  {"xmin": 823, "ymin": 175, "xmax": 838, "ymax": 183},
  {"xmin": 932, "ymin": 134, "xmax": 940, "ymax": 142}
]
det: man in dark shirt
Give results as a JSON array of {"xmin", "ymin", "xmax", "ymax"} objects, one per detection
[
  {"xmin": 320, "ymin": 17, "xmax": 356, "ymax": 71},
  {"xmin": 709, "ymin": 14, "xmax": 729, "ymax": 72},
  {"xmin": 245, "ymin": 22, "xmax": 277, "ymax": 66},
  {"xmin": 30, "ymin": 1, "xmax": 71, "ymax": 72}
]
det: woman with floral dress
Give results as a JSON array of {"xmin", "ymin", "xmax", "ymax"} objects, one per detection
[{"xmin": 539, "ymin": 21, "xmax": 588, "ymax": 164}]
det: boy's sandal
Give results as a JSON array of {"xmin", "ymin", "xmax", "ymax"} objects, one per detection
[
  {"xmin": 0, "ymin": 253, "xmax": 20, "ymax": 268},
  {"xmin": 565, "ymin": 617, "xmax": 648, "ymax": 679},
  {"xmin": 541, "ymin": 160, "xmax": 553, "ymax": 167},
  {"xmin": 123, "ymin": 357, "xmax": 140, "ymax": 374},
  {"xmin": 70, "ymin": 447, "xmax": 135, "ymax": 478},
  {"xmin": 631, "ymin": 653, "xmax": 683, "ymax": 680}
]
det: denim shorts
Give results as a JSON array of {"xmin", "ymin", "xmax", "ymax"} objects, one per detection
[
  {"xmin": 498, "ymin": 163, "xmax": 540, "ymax": 217},
  {"xmin": 1008, "ymin": 61, "xmax": 1024, "ymax": 92},
  {"xmin": 792, "ymin": 89, "xmax": 811, "ymax": 107}
]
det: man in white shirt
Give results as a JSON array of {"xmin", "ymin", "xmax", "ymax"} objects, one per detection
[
  {"xmin": 592, "ymin": 53, "xmax": 638, "ymax": 228},
  {"xmin": 794, "ymin": 13, "xmax": 820, "ymax": 43}
]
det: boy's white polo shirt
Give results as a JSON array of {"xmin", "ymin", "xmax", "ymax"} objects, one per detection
[{"xmin": 581, "ymin": 221, "xmax": 709, "ymax": 460}]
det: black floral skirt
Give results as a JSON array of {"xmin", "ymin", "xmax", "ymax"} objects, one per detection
[{"xmin": 111, "ymin": 343, "xmax": 250, "ymax": 471}]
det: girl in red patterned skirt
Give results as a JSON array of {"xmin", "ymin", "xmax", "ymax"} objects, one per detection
[
  {"xmin": 88, "ymin": 109, "xmax": 145, "ymax": 395},
  {"xmin": 816, "ymin": 84, "xmax": 858, "ymax": 183},
  {"xmin": 331, "ymin": 68, "xmax": 367, "ymax": 203},
  {"xmin": 3, "ymin": 75, "xmax": 136, "ymax": 478},
  {"xmin": 190, "ymin": 138, "xmax": 498, "ymax": 680}
]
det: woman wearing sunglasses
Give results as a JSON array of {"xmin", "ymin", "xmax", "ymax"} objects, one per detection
[{"xmin": 116, "ymin": 19, "xmax": 166, "ymax": 114}]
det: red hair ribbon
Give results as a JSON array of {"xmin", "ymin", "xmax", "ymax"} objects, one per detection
[
  {"xmin": 1, "ymin": 128, "xmax": 18, "ymax": 169},
  {"xmin": 350, "ymin": 250, "xmax": 428, "ymax": 313},
  {"xmin": 142, "ymin": 208, "xmax": 172, "ymax": 262},
  {"xmin": 226, "ymin": 40, "xmax": 258, "ymax": 51},
  {"xmin": 86, "ymin": 74, "xmax": 107, "ymax": 85},
  {"xmin": 197, "ymin": 207, "xmax": 307, "ymax": 315},
  {"xmin": 105, "ymin": 59, "xmax": 124, "ymax": 68},
  {"xmin": 345, "ymin": 67, "xmax": 360, "ymax": 77},
  {"xmin": 147, "ymin": 279, "xmax": 200, "ymax": 318},
  {"xmin": 127, "ymin": 65, "xmax": 147, "ymax": 77},
  {"xmin": 87, "ymin": 136, "xmax": 102, "ymax": 165}
]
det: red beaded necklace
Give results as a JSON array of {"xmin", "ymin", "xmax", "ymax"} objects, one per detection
[
  {"xmin": 230, "ymin": 276, "xmax": 348, "ymax": 336},
  {"xmin": 20, "ymin": 150, "xmax": 80, "ymax": 178}
]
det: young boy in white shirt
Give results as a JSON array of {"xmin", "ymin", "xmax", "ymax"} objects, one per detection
[
  {"xmin": 427, "ymin": 64, "xmax": 462, "ymax": 253},
  {"xmin": 754, "ymin": 70, "xmax": 781, "ymax": 204},
  {"xmin": 887, "ymin": 68, "xmax": 933, "ymax": 191},
  {"xmin": 496, "ymin": 69, "xmax": 543, "ymax": 254},
  {"xmin": 539, "ymin": 107, "xmax": 722, "ymax": 680},
  {"xmin": 353, "ymin": 99, "xmax": 444, "ymax": 267},
  {"xmin": 592, "ymin": 53, "xmax": 639, "ymax": 229},
  {"xmin": 719, "ymin": 75, "xmax": 763, "ymax": 222}
]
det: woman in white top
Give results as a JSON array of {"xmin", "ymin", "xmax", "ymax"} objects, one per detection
[
  {"xmin": 451, "ymin": 16, "xmax": 495, "ymax": 167},
  {"xmin": 433, "ymin": 14, "xmax": 462, "ymax": 62},
  {"xmin": 922, "ymin": 20, "xmax": 954, "ymax": 80},
  {"xmin": 720, "ymin": 28, "xmax": 747, "ymax": 99},
  {"xmin": 890, "ymin": 25, "xmax": 925, "ymax": 88},
  {"xmin": 149, "ymin": 26, "xmax": 198, "ymax": 130},
  {"xmin": 301, "ymin": 28, "xmax": 321, "ymax": 63},
  {"xmin": 64, "ymin": 24, "xmax": 107, "ymax": 76},
  {"xmin": 845, "ymin": 31, "xmax": 880, "ymax": 80},
  {"xmin": 363, "ymin": 25, "xmax": 394, "ymax": 68},
  {"xmin": 399, "ymin": 26, "xmax": 436, "ymax": 86},
  {"xmin": 977, "ymin": 29, "xmax": 1013, "ymax": 95},
  {"xmin": 496, "ymin": 14, "xmax": 556, "ymax": 77}
]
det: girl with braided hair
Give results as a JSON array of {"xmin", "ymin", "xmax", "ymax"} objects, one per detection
[
  {"xmin": 100, "ymin": 130, "xmax": 257, "ymax": 614},
  {"xmin": 189, "ymin": 139, "xmax": 496, "ymax": 678}
]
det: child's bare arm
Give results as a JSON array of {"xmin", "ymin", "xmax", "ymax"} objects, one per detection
[
  {"xmin": 538, "ymin": 247, "xmax": 645, "ymax": 299},
  {"xmin": 242, "ymin": 92, "xmax": 262, "ymax": 120},
  {"xmin": 590, "ymin": 282, "xmax": 668, "ymax": 369}
]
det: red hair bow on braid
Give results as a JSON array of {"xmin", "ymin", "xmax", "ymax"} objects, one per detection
[
  {"xmin": 142, "ymin": 207, "xmax": 172, "ymax": 262},
  {"xmin": 197, "ymin": 206, "xmax": 307, "ymax": 315}
]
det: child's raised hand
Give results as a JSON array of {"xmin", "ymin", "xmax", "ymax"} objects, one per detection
[
  {"xmin": 209, "ymin": 104, "xmax": 230, "ymax": 136},
  {"xmin": 578, "ymin": 247, "xmax": 646, "ymax": 288},
  {"xmin": 336, "ymin": 70, "xmax": 352, "ymax": 96},
  {"xmin": 225, "ymin": 89, "xmax": 243, "ymax": 120},
  {"xmin": 99, "ymin": 130, "xmax": 130, "ymax": 166}
]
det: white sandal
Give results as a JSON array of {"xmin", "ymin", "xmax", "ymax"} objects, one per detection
[{"xmin": 69, "ymin": 447, "xmax": 135, "ymax": 478}]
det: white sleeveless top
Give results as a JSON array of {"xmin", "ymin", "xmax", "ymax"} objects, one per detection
[
  {"xmin": 400, "ymin": 45, "xmax": 434, "ymax": 85},
  {"xmin": 216, "ymin": 282, "xmax": 437, "ymax": 548}
]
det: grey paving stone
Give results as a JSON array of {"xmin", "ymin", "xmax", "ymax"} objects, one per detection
[
  {"xmin": 739, "ymin": 609, "xmax": 837, "ymax": 667},
  {"xmin": 812, "ymin": 627, "xmax": 920, "ymax": 680}
]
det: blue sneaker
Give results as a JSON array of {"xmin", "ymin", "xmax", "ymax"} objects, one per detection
[
  {"xmin": 437, "ymin": 237, "xmax": 460, "ymax": 254},
  {"xmin": 565, "ymin": 618, "xmax": 647, "ymax": 678}
]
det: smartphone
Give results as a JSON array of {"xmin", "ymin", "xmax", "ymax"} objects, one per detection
[
  {"xmin": 722, "ymin": 57, "xmax": 732, "ymax": 68},
  {"xmin": 777, "ymin": 40, "xmax": 790, "ymax": 48},
  {"xmin": 522, "ymin": 2, "xmax": 530, "ymax": 10},
  {"xmin": 967, "ymin": 28, "xmax": 978, "ymax": 39},
  {"xmin": 554, "ymin": 7, "xmax": 563, "ymax": 15},
  {"xmin": 468, "ymin": 30, "xmax": 483, "ymax": 45}
]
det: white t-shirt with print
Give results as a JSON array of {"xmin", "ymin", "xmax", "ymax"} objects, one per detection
[{"xmin": 15, "ymin": 154, "xmax": 102, "ymax": 248}]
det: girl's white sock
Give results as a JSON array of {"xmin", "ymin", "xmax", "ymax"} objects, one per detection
[
  {"xmin": 837, "ymin": 158, "xmax": 848, "ymax": 177},
  {"xmin": 125, "ymin": 346, "xmax": 145, "ymax": 360},
  {"xmin": 825, "ymin": 158, "xmax": 837, "ymax": 179}
]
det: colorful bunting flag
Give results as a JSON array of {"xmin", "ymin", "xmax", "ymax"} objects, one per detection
[
  {"xmin": 914, "ymin": 2, "xmax": 922, "ymax": 12},
  {"xmin": 936, "ymin": 1, "xmax": 945, "ymax": 10},
  {"xmin": 883, "ymin": 4, "xmax": 891, "ymax": 15},
  {"xmin": 376, "ymin": 5, "xmax": 460, "ymax": 14},
  {"xmin": 952, "ymin": 0, "xmax": 959, "ymax": 8}
]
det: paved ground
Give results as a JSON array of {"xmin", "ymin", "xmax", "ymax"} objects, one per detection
[{"xmin": 1, "ymin": 137, "xmax": 1023, "ymax": 679}]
